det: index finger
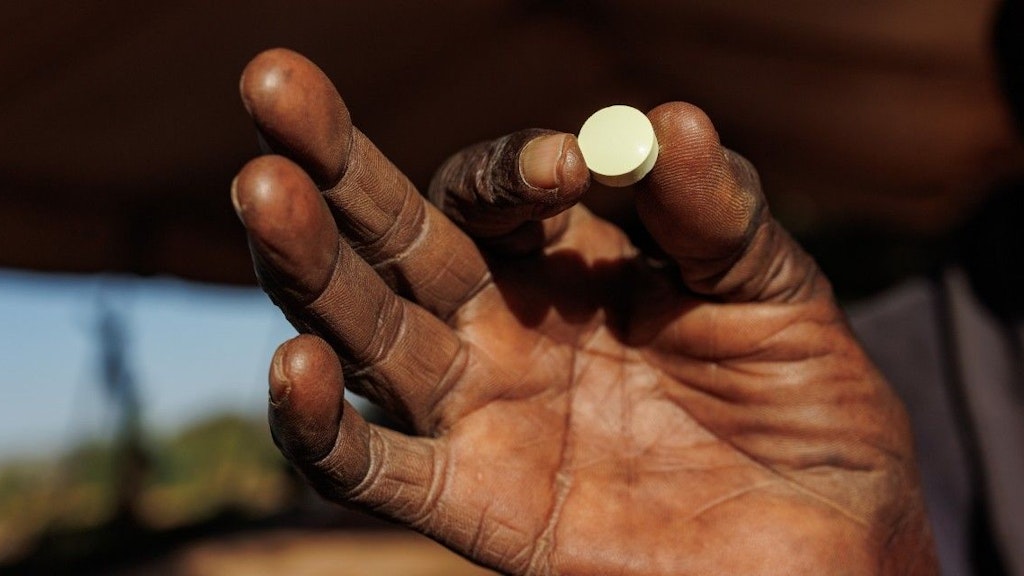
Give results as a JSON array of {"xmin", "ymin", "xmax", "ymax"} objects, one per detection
[{"xmin": 637, "ymin": 102, "xmax": 827, "ymax": 304}]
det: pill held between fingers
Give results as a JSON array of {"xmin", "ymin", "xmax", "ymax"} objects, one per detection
[{"xmin": 577, "ymin": 105, "xmax": 659, "ymax": 187}]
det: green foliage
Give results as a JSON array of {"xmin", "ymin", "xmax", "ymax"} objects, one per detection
[
  {"xmin": 144, "ymin": 413, "xmax": 288, "ymax": 525},
  {"xmin": 154, "ymin": 413, "xmax": 281, "ymax": 485},
  {"xmin": 0, "ymin": 412, "xmax": 290, "ymax": 559}
]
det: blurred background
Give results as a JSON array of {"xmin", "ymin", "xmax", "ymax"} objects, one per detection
[{"xmin": 1, "ymin": 1, "xmax": 1022, "ymax": 574}]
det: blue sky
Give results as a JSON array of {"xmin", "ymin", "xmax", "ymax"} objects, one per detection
[{"xmin": 0, "ymin": 268, "xmax": 297, "ymax": 460}]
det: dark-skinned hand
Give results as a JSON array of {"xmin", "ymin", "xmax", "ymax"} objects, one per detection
[{"xmin": 231, "ymin": 48, "xmax": 937, "ymax": 575}]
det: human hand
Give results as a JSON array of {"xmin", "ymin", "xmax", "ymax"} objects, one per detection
[{"xmin": 232, "ymin": 48, "xmax": 936, "ymax": 575}]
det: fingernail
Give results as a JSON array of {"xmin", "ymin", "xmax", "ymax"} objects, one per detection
[
  {"xmin": 520, "ymin": 134, "xmax": 567, "ymax": 190},
  {"xmin": 269, "ymin": 345, "xmax": 291, "ymax": 405},
  {"xmin": 230, "ymin": 176, "xmax": 244, "ymax": 221}
]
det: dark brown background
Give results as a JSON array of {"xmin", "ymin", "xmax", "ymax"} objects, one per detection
[{"xmin": 3, "ymin": 0, "xmax": 1022, "ymax": 286}]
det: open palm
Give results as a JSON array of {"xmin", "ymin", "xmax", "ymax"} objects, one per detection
[{"xmin": 232, "ymin": 49, "xmax": 935, "ymax": 575}]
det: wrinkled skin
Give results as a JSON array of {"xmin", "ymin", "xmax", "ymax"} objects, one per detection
[{"xmin": 231, "ymin": 48, "xmax": 937, "ymax": 575}]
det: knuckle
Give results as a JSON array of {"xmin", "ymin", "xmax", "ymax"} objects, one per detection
[
  {"xmin": 351, "ymin": 290, "xmax": 405, "ymax": 368},
  {"xmin": 352, "ymin": 187, "xmax": 428, "ymax": 263}
]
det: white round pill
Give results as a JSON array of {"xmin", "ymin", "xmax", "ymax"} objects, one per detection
[{"xmin": 577, "ymin": 105, "xmax": 658, "ymax": 187}]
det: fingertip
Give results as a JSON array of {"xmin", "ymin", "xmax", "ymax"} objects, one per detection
[
  {"xmin": 518, "ymin": 132, "xmax": 588, "ymax": 209},
  {"xmin": 233, "ymin": 155, "xmax": 278, "ymax": 226},
  {"xmin": 233, "ymin": 155, "xmax": 318, "ymax": 236},
  {"xmin": 646, "ymin": 102, "xmax": 725, "ymax": 182},
  {"xmin": 233, "ymin": 155, "xmax": 338, "ymax": 301},
  {"xmin": 646, "ymin": 101, "xmax": 717, "ymax": 138},
  {"xmin": 269, "ymin": 334, "xmax": 345, "ymax": 463},
  {"xmin": 239, "ymin": 48, "xmax": 295, "ymax": 116},
  {"xmin": 239, "ymin": 47, "xmax": 352, "ymax": 188}
]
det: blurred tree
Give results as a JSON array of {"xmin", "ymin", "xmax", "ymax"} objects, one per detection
[{"xmin": 96, "ymin": 299, "xmax": 149, "ymax": 527}]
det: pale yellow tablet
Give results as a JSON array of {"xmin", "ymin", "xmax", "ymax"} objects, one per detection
[{"xmin": 577, "ymin": 105, "xmax": 658, "ymax": 187}]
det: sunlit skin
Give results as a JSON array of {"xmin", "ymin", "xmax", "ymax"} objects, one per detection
[{"xmin": 231, "ymin": 49, "xmax": 937, "ymax": 575}]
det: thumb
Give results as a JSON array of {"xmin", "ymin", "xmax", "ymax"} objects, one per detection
[
  {"xmin": 638, "ymin": 102, "xmax": 824, "ymax": 303},
  {"xmin": 427, "ymin": 129, "xmax": 590, "ymax": 254}
]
